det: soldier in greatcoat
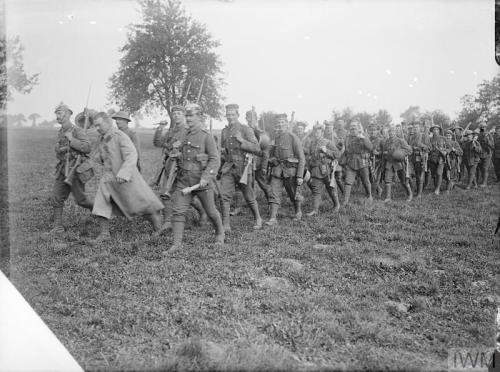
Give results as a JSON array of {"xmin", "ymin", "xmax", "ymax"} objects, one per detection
[
  {"xmin": 304, "ymin": 123, "xmax": 343, "ymax": 215},
  {"xmin": 219, "ymin": 104, "xmax": 263, "ymax": 231},
  {"xmin": 48, "ymin": 102, "xmax": 94, "ymax": 234},
  {"xmin": 262, "ymin": 113, "xmax": 306, "ymax": 225},
  {"xmin": 168, "ymin": 104, "xmax": 224, "ymax": 252},
  {"xmin": 112, "ymin": 110, "xmax": 141, "ymax": 171},
  {"xmin": 91, "ymin": 112, "xmax": 164, "ymax": 243}
]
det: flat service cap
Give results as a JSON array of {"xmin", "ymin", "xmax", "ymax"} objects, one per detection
[
  {"xmin": 171, "ymin": 104, "xmax": 185, "ymax": 113},
  {"xmin": 54, "ymin": 102, "xmax": 73, "ymax": 115}
]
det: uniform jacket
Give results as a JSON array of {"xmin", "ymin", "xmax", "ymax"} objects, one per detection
[
  {"xmin": 121, "ymin": 127, "xmax": 141, "ymax": 170},
  {"xmin": 94, "ymin": 127, "xmax": 163, "ymax": 219},
  {"xmin": 55, "ymin": 124, "xmax": 91, "ymax": 175},
  {"xmin": 477, "ymin": 131, "xmax": 494, "ymax": 158},
  {"xmin": 493, "ymin": 133, "xmax": 500, "ymax": 159},
  {"xmin": 153, "ymin": 123, "xmax": 188, "ymax": 158},
  {"xmin": 175, "ymin": 124, "xmax": 220, "ymax": 189},
  {"xmin": 429, "ymin": 135, "xmax": 449, "ymax": 164},
  {"xmin": 263, "ymin": 130, "xmax": 305, "ymax": 178},
  {"xmin": 305, "ymin": 137, "xmax": 342, "ymax": 179},
  {"xmin": 379, "ymin": 136, "xmax": 412, "ymax": 171},
  {"xmin": 220, "ymin": 121, "xmax": 260, "ymax": 176},
  {"xmin": 461, "ymin": 140, "xmax": 482, "ymax": 166},
  {"xmin": 344, "ymin": 135, "xmax": 373, "ymax": 170}
]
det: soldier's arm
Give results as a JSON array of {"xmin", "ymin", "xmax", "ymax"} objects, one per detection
[
  {"xmin": 362, "ymin": 137, "xmax": 374, "ymax": 152},
  {"xmin": 400, "ymin": 138, "xmax": 413, "ymax": 156},
  {"xmin": 201, "ymin": 133, "xmax": 220, "ymax": 182},
  {"xmin": 239, "ymin": 126, "xmax": 261, "ymax": 155},
  {"xmin": 292, "ymin": 134, "xmax": 306, "ymax": 178},
  {"xmin": 325, "ymin": 139, "xmax": 342, "ymax": 159},
  {"xmin": 130, "ymin": 131, "xmax": 141, "ymax": 160},
  {"xmin": 70, "ymin": 127, "xmax": 91, "ymax": 154},
  {"xmin": 116, "ymin": 133, "xmax": 139, "ymax": 181}
]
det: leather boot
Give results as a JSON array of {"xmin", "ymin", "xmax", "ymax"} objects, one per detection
[
  {"xmin": 248, "ymin": 200, "xmax": 263, "ymax": 229},
  {"xmin": 363, "ymin": 181, "xmax": 373, "ymax": 203},
  {"xmin": 49, "ymin": 207, "xmax": 64, "ymax": 234},
  {"xmin": 221, "ymin": 202, "xmax": 231, "ymax": 232},
  {"xmin": 89, "ymin": 217, "xmax": 111, "ymax": 245},
  {"xmin": 342, "ymin": 185, "xmax": 352, "ymax": 206},
  {"xmin": 266, "ymin": 203, "xmax": 279, "ymax": 226},
  {"xmin": 293, "ymin": 200, "xmax": 303, "ymax": 221},
  {"xmin": 384, "ymin": 183, "xmax": 392, "ymax": 202},
  {"xmin": 424, "ymin": 171, "xmax": 431, "ymax": 190},
  {"xmin": 416, "ymin": 182, "xmax": 423, "ymax": 198},
  {"xmin": 211, "ymin": 210, "xmax": 225, "ymax": 245},
  {"xmin": 306, "ymin": 194, "xmax": 321, "ymax": 217},
  {"xmin": 434, "ymin": 174, "xmax": 442, "ymax": 195},
  {"xmin": 168, "ymin": 221, "xmax": 184, "ymax": 253},
  {"xmin": 446, "ymin": 180, "xmax": 454, "ymax": 193},
  {"xmin": 336, "ymin": 173, "xmax": 344, "ymax": 195},
  {"xmin": 328, "ymin": 187, "xmax": 340, "ymax": 212},
  {"xmin": 150, "ymin": 211, "xmax": 167, "ymax": 237},
  {"xmin": 405, "ymin": 182, "xmax": 413, "ymax": 202}
]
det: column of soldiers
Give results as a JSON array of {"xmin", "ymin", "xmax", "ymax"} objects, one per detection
[{"xmin": 46, "ymin": 101, "xmax": 500, "ymax": 252}]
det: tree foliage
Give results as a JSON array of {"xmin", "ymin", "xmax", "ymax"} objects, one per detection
[
  {"xmin": 28, "ymin": 113, "xmax": 40, "ymax": 127},
  {"xmin": 400, "ymin": 105, "xmax": 421, "ymax": 123},
  {"xmin": 109, "ymin": 0, "xmax": 224, "ymax": 119},
  {"xmin": 0, "ymin": 35, "xmax": 39, "ymax": 110},
  {"xmin": 374, "ymin": 109, "xmax": 392, "ymax": 127}
]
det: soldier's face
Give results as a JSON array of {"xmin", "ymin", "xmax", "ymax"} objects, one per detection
[
  {"xmin": 337, "ymin": 120, "xmax": 345, "ymax": 129},
  {"xmin": 226, "ymin": 110, "xmax": 239, "ymax": 125},
  {"xmin": 115, "ymin": 118, "xmax": 129, "ymax": 130},
  {"xmin": 296, "ymin": 126, "xmax": 305, "ymax": 136},
  {"xmin": 172, "ymin": 110, "xmax": 184, "ymax": 124},
  {"xmin": 324, "ymin": 127, "xmax": 333, "ymax": 137},
  {"xmin": 55, "ymin": 110, "xmax": 70, "ymax": 125},
  {"xmin": 349, "ymin": 124, "xmax": 360, "ymax": 136},
  {"xmin": 95, "ymin": 117, "xmax": 111, "ymax": 135},
  {"xmin": 185, "ymin": 112, "xmax": 200, "ymax": 128},
  {"xmin": 446, "ymin": 133, "xmax": 452, "ymax": 141},
  {"xmin": 409, "ymin": 126, "xmax": 416, "ymax": 135},
  {"xmin": 432, "ymin": 128, "xmax": 440, "ymax": 136},
  {"xmin": 313, "ymin": 128, "xmax": 322, "ymax": 140},
  {"xmin": 276, "ymin": 118, "xmax": 287, "ymax": 132},
  {"xmin": 388, "ymin": 128, "xmax": 396, "ymax": 138}
]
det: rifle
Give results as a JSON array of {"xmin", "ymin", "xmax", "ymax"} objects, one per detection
[
  {"xmin": 329, "ymin": 159, "xmax": 338, "ymax": 187},
  {"xmin": 181, "ymin": 183, "xmax": 201, "ymax": 196},
  {"xmin": 183, "ymin": 80, "xmax": 192, "ymax": 105},
  {"xmin": 196, "ymin": 75, "xmax": 206, "ymax": 104},
  {"xmin": 405, "ymin": 156, "xmax": 411, "ymax": 179},
  {"xmin": 239, "ymin": 154, "xmax": 253, "ymax": 185},
  {"xmin": 64, "ymin": 84, "xmax": 92, "ymax": 186}
]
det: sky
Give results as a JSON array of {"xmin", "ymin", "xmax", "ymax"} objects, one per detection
[{"xmin": 5, "ymin": 0, "xmax": 500, "ymax": 129}]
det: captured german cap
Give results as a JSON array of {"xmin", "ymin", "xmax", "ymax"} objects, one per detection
[
  {"xmin": 295, "ymin": 121, "xmax": 307, "ymax": 128},
  {"xmin": 185, "ymin": 103, "xmax": 202, "ymax": 115},
  {"xmin": 54, "ymin": 102, "xmax": 73, "ymax": 115},
  {"xmin": 429, "ymin": 124, "xmax": 441, "ymax": 132},
  {"xmin": 171, "ymin": 104, "xmax": 185, "ymax": 113},
  {"xmin": 111, "ymin": 110, "xmax": 131, "ymax": 122},
  {"xmin": 275, "ymin": 113, "xmax": 287, "ymax": 120},
  {"xmin": 225, "ymin": 103, "xmax": 239, "ymax": 111}
]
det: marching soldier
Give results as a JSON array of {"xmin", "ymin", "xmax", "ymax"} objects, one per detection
[
  {"xmin": 493, "ymin": 124, "xmax": 500, "ymax": 183},
  {"xmin": 48, "ymin": 102, "xmax": 94, "ymax": 234},
  {"xmin": 304, "ymin": 123, "xmax": 342, "ymax": 215},
  {"xmin": 152, "ymin": 105, "xmax": 207, "ymax": 229},
  {"xmin": 262, "ymin": 113, "xmax": 305, "ymax": 225},
  {"xmin": 461, "ymin": 129, "xmax": 482, "ymax": 189},
  {"xmin": 324, "ymin": 121, "xmax": 345, "ymax": 194},
  {"xmin": 335, "ymin": 119, "xmax": 348, "ymax": 141},
  {"xmin": 476, "ymin": 121, "xmax": 494, "ymax": 187},
  {"xmin": 444, "ymin": 130, "xmax": 463, "ymax": 192},
  {"xmin": 428, "ymin": 124, "xmax": 449, "ymax": 195},
  {"xmin": 219, "ymin": 104, "xmax": 263, "ymax": 231},
  {"xmin": 379, "ymin": 126, "xmax": 413, "ymax": 202},
  {"xmin": 451, "ymin": 125, "xmax": 465, "ymax": 182},
  {"xmin": 368, "ymin": 123, "xmax": 384, "ymax": 197},
  {"xmin": 91, "ymin": 112, "xmax": 164, "ymax": 243},
  {"xmin": 168, "ymin": 103, "xmax": 224, "ymax": 251},
  {"xmin": 407, "ymin": 122, "xmax": 430, "ymax": 198},
  {"xmin": 245, "ymin": 110, "xmax": 272, "ymax": 201},
  {"xmin": 342, "ymin": 121, "xmax": 373, "ymax": 205},
  {"xmin": 112, "ymin": 111, "xmax": 141, "ymax": 171},
  {"xmin": 293, "ymin": 121, "xmax": 308, "ymax": 142}
]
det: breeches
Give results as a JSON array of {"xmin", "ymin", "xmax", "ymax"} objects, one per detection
[
  {"xmin": 51, "ymin": 173, "xmax": 92, "ymax": 209},
  {"xmin": 172, "ymin": 187, "xmax": 219, "ymax": 224},
  {"xmin": 344, "ymin": 166, "xmax": 370, "ymax": 186},
  {"xmin": 220, "ymin": 171, "xmax": 256, "ymax": 204},
  {"xmin": 429, "ymin": 161, "xmax": 444, "ymax": 177},
  {"xmin": 308, "ymin": 177, "xmax": 334, "ymax": 196},
  {"xmin": 268, "ymin": 176, "xmax": 301, "ymax": 205}
]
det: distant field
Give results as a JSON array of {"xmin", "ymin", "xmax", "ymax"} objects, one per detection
[{"xmin": 6, "ymin": 127, "xmax": 500, "ymax": 371}]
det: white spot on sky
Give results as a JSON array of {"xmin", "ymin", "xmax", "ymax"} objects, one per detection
[
  {"xmin": 473, "ymin": 71, "xmax": 478, "ymax": 76},
  {"xmin": 367, "ymin": 93, "xmax": 371, "ymax": 97},
  {"xmin": 67, "ymin": 14, "xmax": 74, "ymax": 20},
  {"xmin": 385, "ymin": 69, "xmax": 391, "ymax": 75},
  {"xmin": 117, "ymin": 27, "xmax": 123, "ymax": 32},
  {"xmin": 297, "ymin": 94, "xmax": 303, "ymax": 99},
  {"xmin": 409, "ymin": 84, "xmax": 413, "ymax": 88},
  {"xmin": 58, "ymin": 20, "xmax": 64, "ymax": 25},
  {"xmin": 89, "ymin": 21, "xmax": 97, "ymax": 25},
  {"xmin": 304, "ymin": 36, "xmax": 311, "ymax": 40},
  {"xmin": 358, "ymin": 90, "xmax": 363, "ymax": 95},
  {"xmin": 413, "ymin": 76, "xmax": 418, "ymax": 82},
  {"xmin": 449, "ymin": 70, "xmax": 455, "ymax": 74},
  {"xmin": 373, "ymin": 95, "xmax": 377, "ymax": 100}
]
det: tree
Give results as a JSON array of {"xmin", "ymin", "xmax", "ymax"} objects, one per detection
[
  {"xmin": 28, "ymin": 113, "xmax": 40, "ymax": 127},
  {"xmin": 109, "ymin": 0, "xmax": 224, "ymax": 119},
  {"xmin": 0, "ymin": 35, "xmax": 39, "ymax": 110},
  {"xmin": 374, "ymin": 109, "xmax": 392, "ymax": 127},
  {"xmin": 258, "ymin": 111, "xmax": 278, "ymax": 134},
  {"xmin": 456, "ymin": 94, "xmax": 481, "ymax": 129},
  {"xmin": 352, "ymin": 111, "xmax": 375, "ymax": 130},
  {"xmin": 132, "ymin": 111, "xmax": 143, "ymax": 129},
  {"xmin": 10, "ymin": 113, "xmax": 26, "ymax": 127},
  {"xmin": 421, "ymin": 109, "xmax": 451, "ymax": 130},
  {"xmin": 400, "ymin": 105, "xmax": 421, "ymax": 123}
]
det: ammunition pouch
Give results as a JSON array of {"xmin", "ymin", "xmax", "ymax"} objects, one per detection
[{"xmin": 76, "ymin": 159, "xmax": 95, "ymax": 184}]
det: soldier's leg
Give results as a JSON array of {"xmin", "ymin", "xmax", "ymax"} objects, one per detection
[
  {"xmin": 230, "ymin": 190, "xmax": 243, "ymax": 216},
  {"xmin": 266, "ymin": 176, "xmax": 282, "ymax": 225},
  {"xmin": 191, "ymin": 196, "xmax": 208, "ymax": 226},
  {"xmin": 479, "ymin": 156, "xmax": 491, "ymax": 187},
  {"xmin": 283, "ymin": 177, "xmax": 302, "ymax": 220},
  {"xmin": 335, "ymin": 170, "xmax": 344, "ymax": 195},
  {"xmin": 196, "ymin": 188, "xmax": 224, "ymax": 244},
  {"xmin": 342, "ymin": 167, "xmax": 356, "ymax": 206},
  {"xmin": 169, "ymin": 188, "xmax": 193, "ymax": 252},
  {"xmin": 89, "ymin": 184, "xmax": 115, "ymax": 243},
  {"xmin": 494, "ymin": 157, "xmax": 500, "ymax": 183},
  {"xmin": 70, "ymin": 176, "xmax": 94, "ymax": 210},
  {"xmin": 360, "ymin": 167, "xmax": 373, "ymax": 201},
  {"xmin": 49, "ymin": 175, "xmax": 72, "ymax": 233},
  {"xmin": 220, "ymin": 172, "xmax": 236, "ymax": 232},
  {"xmin": 161, "ymin": 199, "xmax": 173, "ymax": 230},
  {"xmin": 383, "ymin": 167, "xmax": 393, "ymax": 202},
  {"xmin": 255, "ymin": 168, "xmax": 271, "ymax": 201},
  {"xmin": 397, "ymin": 169, "xmax": 412, "ymax": 201},
  {"xmin": 306, "ymin": 177, "xmax": 322, "ymax": 216},
  {"xmin": 434, "ymin": 162, "xmax": 444, "ymax": 195},
  {"xmin": 415, "ymin": 163, "xmax": 425, "ymax": 198},
  {"xmin": 238, "ymin": 175, "xmax": 262, "ymax": 229},
  {"xmin": 324, "ymin": 177, "xmax": 340, "ymax": 212}
]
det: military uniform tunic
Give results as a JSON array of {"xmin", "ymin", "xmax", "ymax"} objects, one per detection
[
  {"xmin": 407, "ymin": 133, "xmax": 430, "ymax": 184},
  {"xmin": 428, "ymin": 135, "xmax": 449, "ymax": 178},
  {"xmin": 461, "ymin": 139, "xmax": 482, "ymax": 187},
  {"xmin": 121, "ymin": 127, "xmax": 141, "ymax": 171},
  {"xmin": 379, "ymin": 136, "xmax": 412, "ymax": 183},
  {"xmin": 51, "ymin": 124, "xmax": 93, "ymax": 209},
  {"xmin": 343, "ymin": 135, "xmax": 373, "ymax": 185}
]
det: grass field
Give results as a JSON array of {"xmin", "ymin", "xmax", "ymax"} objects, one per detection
[{"xmin": 6, "ymin": 127, "xmax": 500, "ymax": 371}]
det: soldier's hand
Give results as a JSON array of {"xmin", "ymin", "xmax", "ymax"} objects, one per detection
[
  {"xmin": 64, "ymin": 132, "xmax": 73, "ymax": 142},
  {"xmin": 58, "ymin": 145, "xmax": 69, "ymax": 153},
  {"xmin": 261, "ymin": 168, "xmax": 267, "ymax": 176},
  {"xmin": 234, "ymin": 132, "xmax": 244, "ymax": 143},
  {"xmin": 169, "ymin": 151, "xmax": 179, "ymax": 158},
  {"xmin": 296, "ymin": 177, "xmax": 303, "ymax": 186},
  {"xmin": 116, "ymin": 176, "xmax": 127, "ymax": 184},
  {"xmin": 199, "ymin": 178, "xmax": 209, "ymax": 187},
  {"xmin": 172, "ymin": 140, "xmax": 181, "ymax": 149},
  {"xmin": 320, "ymin": 146, "xmax": 327, "ymax": 153}
]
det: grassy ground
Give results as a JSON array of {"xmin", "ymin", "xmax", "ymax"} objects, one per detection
[{"xmin": 6, "ymin": 127, "xmax": 500, "ymax": 371}]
